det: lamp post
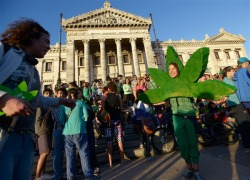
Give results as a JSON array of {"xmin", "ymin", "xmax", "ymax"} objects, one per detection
[
  {"xmin": 56, "ymin": 13, "xmax": 63, "ymax": 90},
  {"xmin": 150, "ymin": 13, "xmax": 163, "ymax": 70}
]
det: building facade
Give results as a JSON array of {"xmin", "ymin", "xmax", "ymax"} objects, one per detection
[{"xmin": 37, "ymin": 1, "xmax": 248, "ymax": 90}]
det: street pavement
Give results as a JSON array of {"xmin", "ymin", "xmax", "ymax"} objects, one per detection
[
  {"xmin": 32, "ymin": 141, "xmax": 250, "ymax": 180},
  {"xmin": 99, "ymin": 141, "xmax": 250, "ymax": 180}
]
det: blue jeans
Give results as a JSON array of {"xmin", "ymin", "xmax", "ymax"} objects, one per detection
[
  {"xmin": 0, "ymin": 130, "xmax": 34, "ymax": 180},
  {"xmin": 53, "ymin": 129, "xmax": 65, "ymax": 180},
  {"xmin": 64, "ymin": 133, "xmax": 93, "ymax": 179}
]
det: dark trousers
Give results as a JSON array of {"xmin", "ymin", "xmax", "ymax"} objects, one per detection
[{"xmin": 228, "ymin": 104, "xmax": 250, "ymax": 148}]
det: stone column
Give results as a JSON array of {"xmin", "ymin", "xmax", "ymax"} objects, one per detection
[
  {"xmin": 143, "ymin": 36, "xmax": 156, "ymax": 69},
  {"xmin": 115, "ymin": 38, "xmax": 124, "ymax": 77},
  {"xmin": 39, "ymin": 60, "xmax": 45, "ymax": 88},
  {"xmin": 66, "ymin": 40, "xmax": 75, "ymax": 83},
  {"xmin": 229, "ymin": 48, "xmax": 238, "ymax": 61},
  {"xmin": 83, "ymin": 39, "xmax": 90, "ymax": 83},
  {"xmin": 99, "ymin": 39, "xmax": 107, "ymax": 81},
  {"xmin": 74, "ymin": 50, "xmax": 79, "ymax": 85},
  {"xmin": 219, "ymin": 49, "xmax": 228, "ymax": 66},
  {"xmin": 130, "ymin": 38, "xmax": 140, "ymax": 77}
]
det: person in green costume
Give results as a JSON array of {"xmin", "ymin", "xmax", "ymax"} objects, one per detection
[
  {"xmin": 168, "ymin": 62, "xmax": 203, "ymax": 180},
  {"xmin": 139, "ymin": 46, "xmax": 237, "ymax": 180}
]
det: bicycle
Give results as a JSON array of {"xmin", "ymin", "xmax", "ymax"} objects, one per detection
[
  {"xmin": 151, "ymin": 110, "xmax": 177, "ymax": 154},
  {"xmin": 194, "ymin": 113, "xmax": 238, "ymax": 146}
]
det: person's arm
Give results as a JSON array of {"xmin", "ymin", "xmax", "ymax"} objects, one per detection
[
  {"xmin": 118, "ymin": 95, "xmax": 123, "ymax": 112},
  {"xmin": 82, "ymin": 102, "xmax": 89, "ymax": 122},
  {"xmin": 133, "ymin": 85, "xmax": 137, "ymax": 99},
  {"xmin": 37, "ymin": 95, "xmax": 75, "ymax": 109}
]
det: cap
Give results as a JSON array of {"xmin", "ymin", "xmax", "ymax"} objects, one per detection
[{"xmin": 237, "ymin": 57, "xmax": 249, "ymax": 64}]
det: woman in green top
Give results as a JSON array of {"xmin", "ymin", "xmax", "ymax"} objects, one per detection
[
  {"xmin": 123, "ymin": 77, "xmax": 133, "ymax": 106},
  {"xmin": 168, "ymin": 62, "xmax": 203, "ymax": 180}
]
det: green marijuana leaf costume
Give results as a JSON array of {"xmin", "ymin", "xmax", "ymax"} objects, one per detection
[
  {"xmin": 0, "ymin": 81, "xmax": 38, "ymax": 116},
  {"xmin": 139, "ymin": 46, "xmax": 236, "ymax": 104}
]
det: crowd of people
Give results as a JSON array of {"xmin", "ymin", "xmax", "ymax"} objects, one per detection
[{"xmin": 0, "ymin": 18, "xmax": 250, "ymax": 180}]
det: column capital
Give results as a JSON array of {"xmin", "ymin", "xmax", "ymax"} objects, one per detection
[
  {"xmin": 129, "ymin": 38, "xmax": 137, "ymax": 43},
  {"xmin": 98, "ymin": 39, "xmax": 106, "ymax": 43},
  {"xmin": 66, "ymin": 39, "xmax": 74, "ymax": 44},
  {"xmin": 115, "ymin": 38, "xmax": 122, "ymax": 43},
  {"xmin": 82, "ymin": 39, "xmax": 89, "ymax": 44},
  {"xmin": 143, "ymin": 37, "xmax": 151, "ymax": 41}
]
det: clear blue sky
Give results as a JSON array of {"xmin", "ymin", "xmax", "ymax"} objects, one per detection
[{"xmin": 1, "ymin": 0, "xmax": 249, "ymax": 56}]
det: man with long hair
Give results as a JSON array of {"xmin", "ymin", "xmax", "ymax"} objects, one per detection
[{"xmin": 0, "ymin": 18, "xmax": 75, "ymax": 179}]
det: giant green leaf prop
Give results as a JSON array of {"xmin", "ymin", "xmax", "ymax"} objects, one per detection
[
  {"xmin": 139, "ymin": 46, "xmax": 236, "ymax": 104},
  {"xmin": 0, "ymin": 81, "xmax": 38, "ymax": 116}
]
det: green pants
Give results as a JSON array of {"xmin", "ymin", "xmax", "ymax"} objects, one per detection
[{"xmin": 173, "ymin": 115, "xmax": 200, "ymax": 164}]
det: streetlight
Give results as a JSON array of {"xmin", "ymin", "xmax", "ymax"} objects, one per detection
[{"xmin": 150, "ymin": 13, "xmax": 163, "ymax": 70}]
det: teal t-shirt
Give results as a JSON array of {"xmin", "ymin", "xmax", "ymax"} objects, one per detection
[
  {"xmin": 223, "ymin": 77, "xmax": 240, "ymax": 106},
  {"xmin": 83, "ymin": 87, "xmax": 90, "ymax": 99},
  {"xmin": 60, "ymin": 100, "xmax": 89, "ymax": 135}
]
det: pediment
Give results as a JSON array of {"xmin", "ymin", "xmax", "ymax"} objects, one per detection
[
  {"xmin": 205, "ymin": 31, "xmax": 245, "ymax": 44},
  {"xmin": 62, "ymin": 2, "xmax": 151, "ymax": 29}
]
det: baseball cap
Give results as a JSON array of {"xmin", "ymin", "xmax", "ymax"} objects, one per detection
[{"xmin": 237, "ymin": 57, "xmax": 249, "ymax": 64}]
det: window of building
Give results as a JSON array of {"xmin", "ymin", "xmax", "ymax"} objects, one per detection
[
  {"xmin": 225, "ymin": 51, "xmax": 231, "ymax": 59},
  {"xmin": 123, "ymin": 55, "xmax": 130, "ymax": 64},
  {"xmin": 61, "ymin": 61, "xmax": 67, "ymax": 70},
  {"xmin": 79, "ymin": 57, "xmax": 84, "ymax": 66},
  {"xmin": 214, "ymin": 51, "xmax": 220, "ymax": 60},
  {"xmin": 45, "ymin": 62, "xmax": 52, "ymax": 71},
  {"xmin": 178, "ymin": 54, "xmax": 183, "ymax": 62},
  {"xmin": 138, "ymin": 54, "xmax": 143, "ymax": 63},
  {"xmin": 108, "ymin": 56, "xmax": 116, "ymax": 65},
  {"xmin": 235, "ymin": 50, "xmax": 240, "ymax": 58},
  {"xmin": 94, "ymin": 56, "xmax": 100, "ymax": 66}
]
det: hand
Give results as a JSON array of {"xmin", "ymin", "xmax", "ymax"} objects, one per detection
[
  {"xmin": 0, "ymin": 94, "xmax": 34, "ymax": 117},
  {"xmin": 59, "ymin": 98, "xmax": 76, "ymax": 109}
]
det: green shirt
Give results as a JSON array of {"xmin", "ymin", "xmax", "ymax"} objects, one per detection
[
  {"xmin": 60, "ymin": 100, "xmax": 88, "ymax": 135},
  {"xmin": 170, "ymin": 97, "xmax": 196, "ymax": 116}
]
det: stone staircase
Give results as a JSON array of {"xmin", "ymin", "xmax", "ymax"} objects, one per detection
[{"xmin": 94, "ymin": 122, "xmax": 145, "ymax": 164}]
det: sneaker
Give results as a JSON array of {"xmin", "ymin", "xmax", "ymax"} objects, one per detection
[
  {"xmin": 183, "ymin": 169, "xmax": 194, "ymax": 179},
  {"xmin": 194, "ymin": 171, "xmax": 204, "ymax": 180},
  {"xmin": 139, "ymin": 143, "xmax": 144, "ymax": 149},
  {"xmin": 93, "ymin": 174, "xmax": 101, "ymax": 180},
  {"xmin": 94, "ymin": 167, "xmax": 101, "ymax": 175},
  {"xmin": 40, "ymin": 174, "xmax": 55, "ymax": 180}
]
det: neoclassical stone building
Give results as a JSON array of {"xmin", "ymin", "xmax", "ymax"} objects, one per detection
[{"xmin": 37, "ymin": 1, "xmax": 248, "ymax": 90}]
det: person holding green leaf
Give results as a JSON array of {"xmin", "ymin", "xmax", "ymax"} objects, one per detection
[
  {"xmin": 168, "ymin": 62, "xmax": 202, "ymax": 180},
  {"xmin": 138, "ymin": 46, "xmax": 236, "ymax": 180},
  {"xmin": 0, "ymin": 18, "xmax": 75, "ymax": 180}
]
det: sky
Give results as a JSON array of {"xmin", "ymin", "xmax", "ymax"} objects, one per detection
[{"xmin": 1, "ymin": 0, "xmax": 250, "ymax": 56}]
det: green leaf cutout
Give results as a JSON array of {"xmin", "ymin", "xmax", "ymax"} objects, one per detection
[
  {"xmin": 0, "ymin": 81, "xmax": 38, "ymax": 116},
  {"xmin": 138, "ymin": 46, "xmax": 237, "ymax": 104}
]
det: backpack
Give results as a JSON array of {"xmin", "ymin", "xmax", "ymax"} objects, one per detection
[{"xmin": 35, "ymin": 107, "xmax": 54, "ymax": 136}]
